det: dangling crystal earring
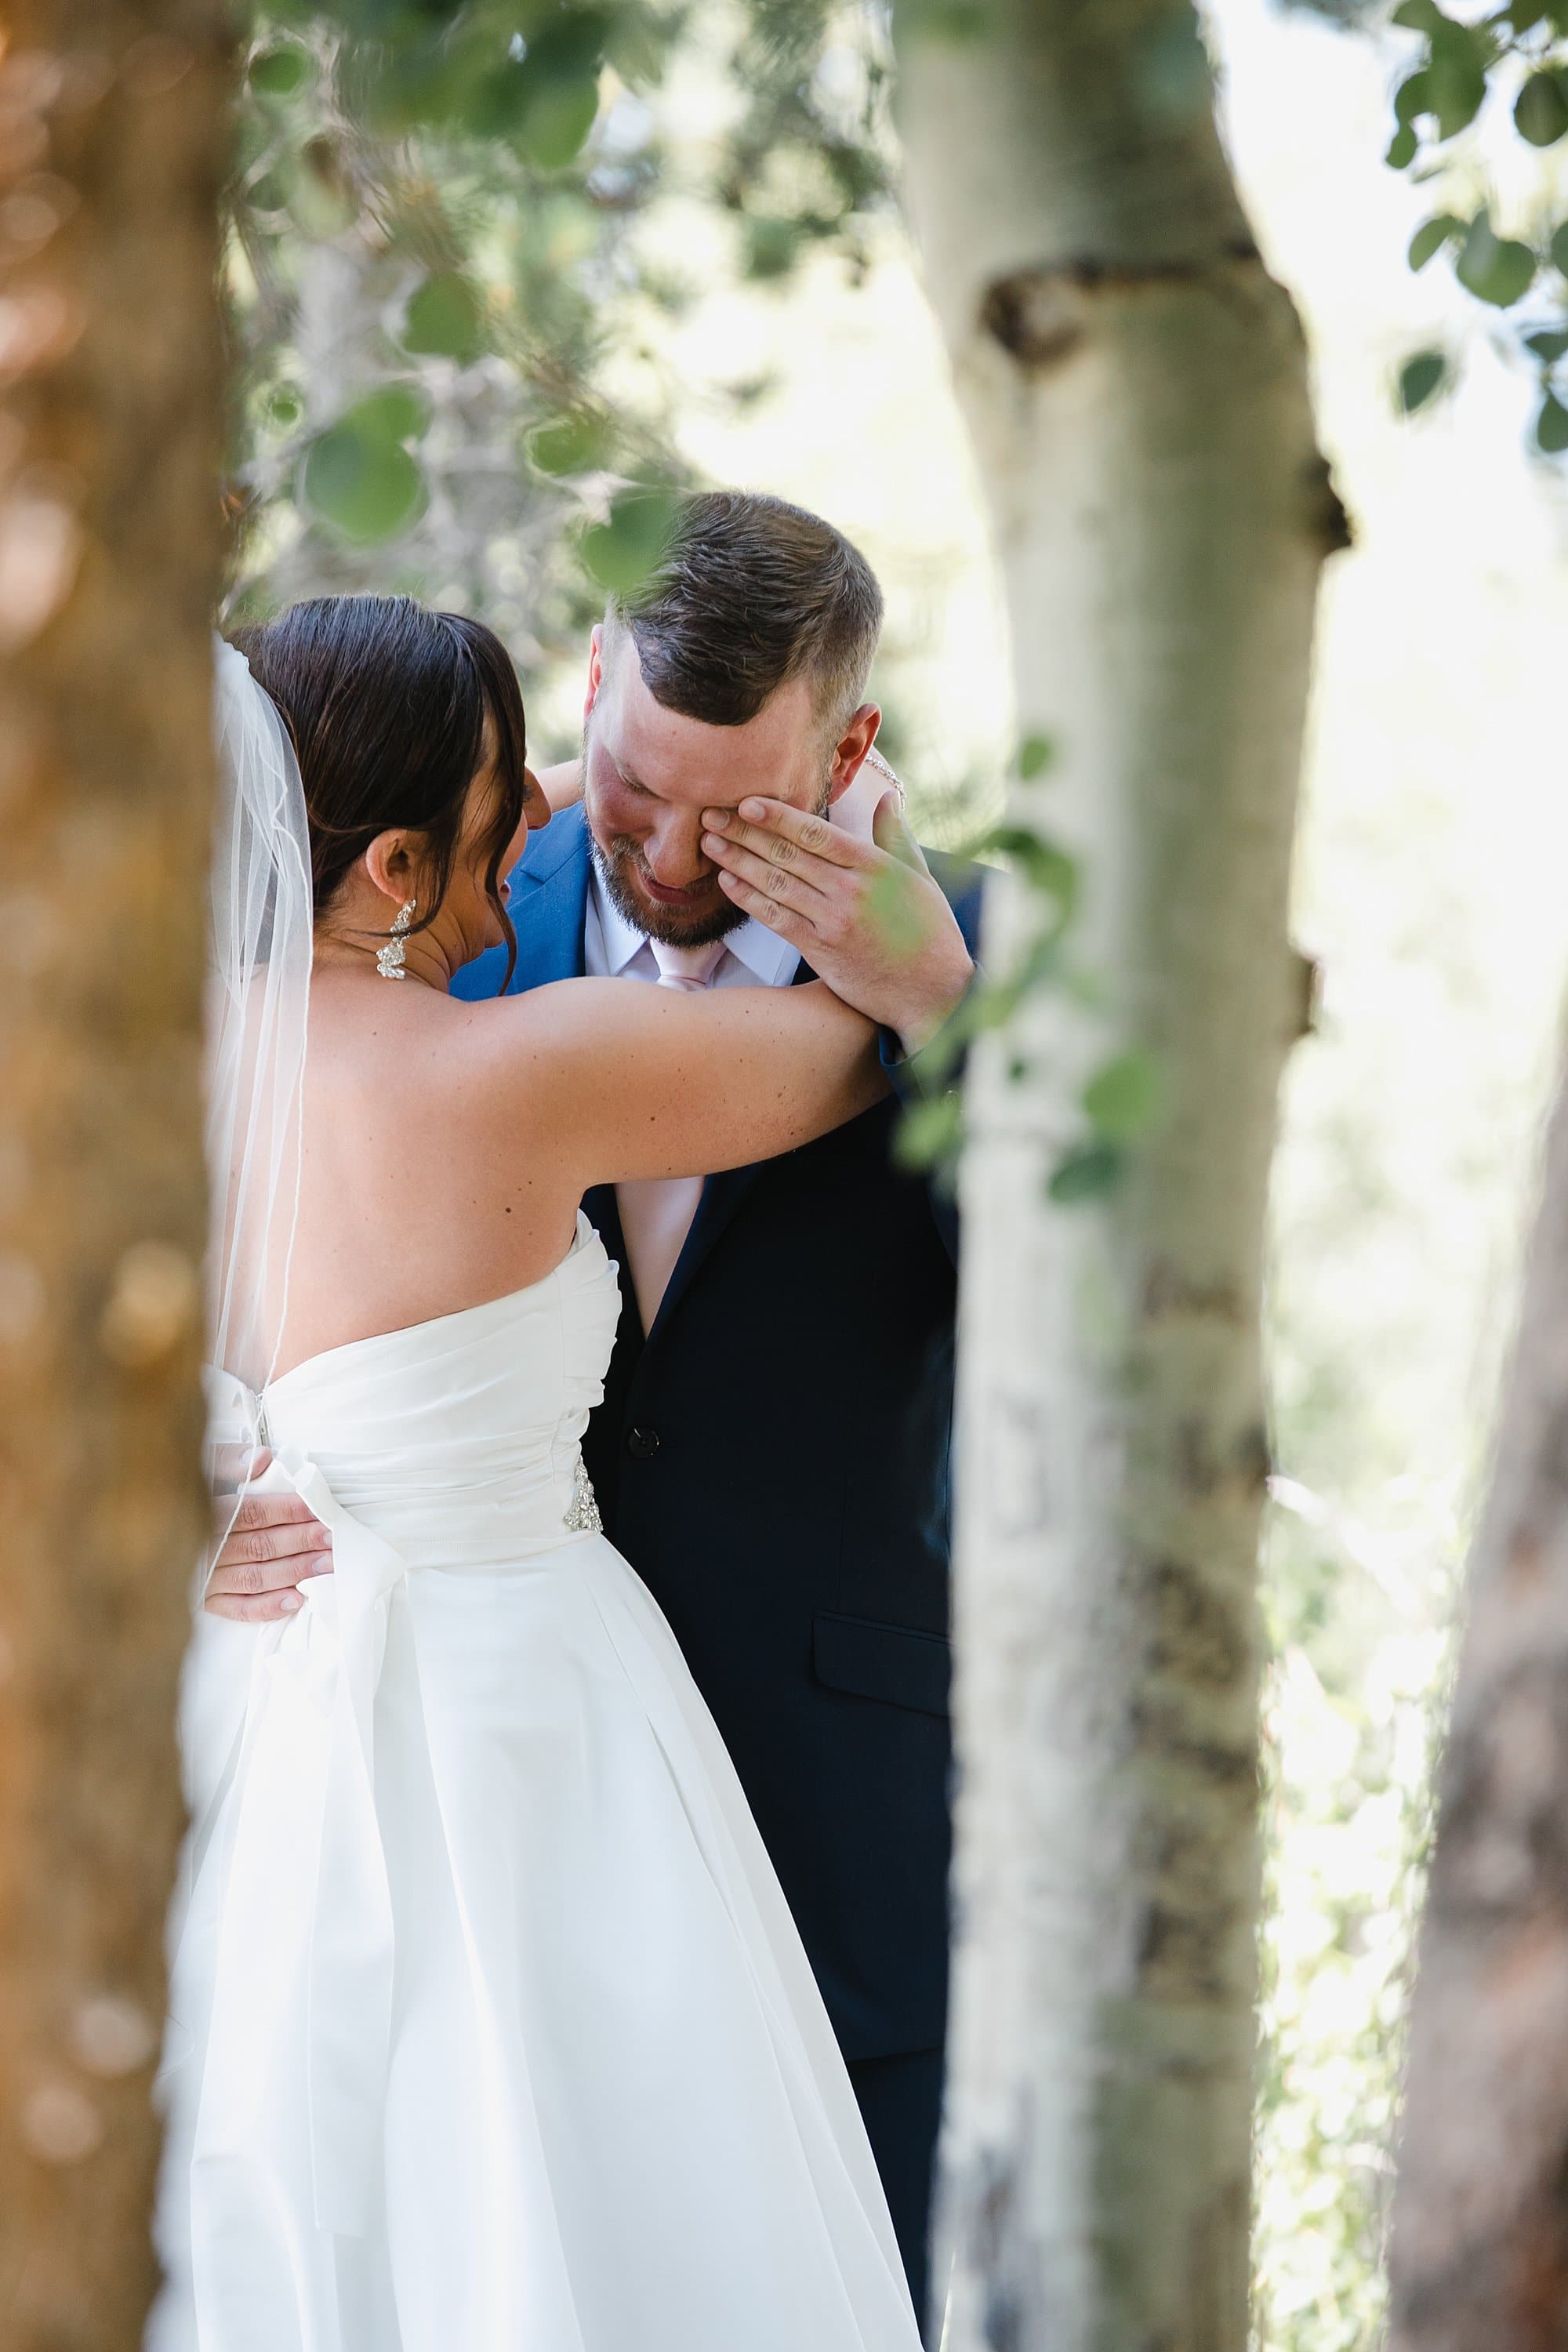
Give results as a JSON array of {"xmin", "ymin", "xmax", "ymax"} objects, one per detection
[{"xmin": 376, "ymin": 898, "xmax": 416, "ymax": 981}]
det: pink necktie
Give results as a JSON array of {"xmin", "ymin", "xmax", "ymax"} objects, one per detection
[{"xmin": 615, "ymin": 937, "xmax": 727, "ymax": 1331}]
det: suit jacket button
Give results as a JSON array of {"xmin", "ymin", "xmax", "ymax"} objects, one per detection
[{"xmin": 627, "ymin": 1426, "xmax": 660, "ymax": 1460}]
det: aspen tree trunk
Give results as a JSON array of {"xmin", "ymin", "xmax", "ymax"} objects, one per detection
[
  {"xmin": 0, "ymin": 2, "xmax": 227, "ymax": 2343},
  {"xmin": 1388, "ymin": 1055, "xmax": 1568, "ymax": 2352},
  {"xmin": 892, "ymin": 5, "xmax": 1334, "ymax": 2345}
]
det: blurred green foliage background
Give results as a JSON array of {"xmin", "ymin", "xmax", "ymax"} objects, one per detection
[{"xmin": 223, "ymin": 0, "xmax": 894, "ymax": 753}]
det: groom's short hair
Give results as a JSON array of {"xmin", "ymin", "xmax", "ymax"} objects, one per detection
[{"xmin": 607, "ymin": 491, "xmax": 883, "ymax": 736}]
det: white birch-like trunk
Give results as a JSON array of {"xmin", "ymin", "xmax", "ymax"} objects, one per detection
[{"xmin": 892, "ymin": 5, "xmax": 1334, "ymax": 2345}]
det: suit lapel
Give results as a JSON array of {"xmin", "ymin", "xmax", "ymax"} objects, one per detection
[
  {"xmin": 643, "ymin": 956, "xmax": 815, "ymax": 1348},
  {"xmin": 506, "ymin": 806, "xmax": 592, "ymax": 993}
]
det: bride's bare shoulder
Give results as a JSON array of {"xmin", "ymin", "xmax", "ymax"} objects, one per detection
[
  {"xmin": 304, "ymin": 976, "xmax": 637, "ymax": 1143},
  {"xmin": 449, "ymin": 975, "xmax": 635, "ymax": 1073}
]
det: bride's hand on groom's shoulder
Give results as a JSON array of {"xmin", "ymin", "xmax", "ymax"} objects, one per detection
[{"xmin": 701, "ymin": 786, "xmax": 974, "ymax": 1053}]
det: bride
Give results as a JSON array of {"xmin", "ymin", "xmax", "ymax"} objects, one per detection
[{"xmin": 149, "ymin": 597, "xmax": 923, "ymax": 2350}]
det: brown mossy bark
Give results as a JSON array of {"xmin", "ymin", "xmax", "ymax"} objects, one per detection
[
  {"xmin": 0, "ymin": 3, "xmax": 228, "ymax": 2343},
  {"xmin": 1391, "ymin": 1060, "xmax": 1568, "ymax": 2352}
]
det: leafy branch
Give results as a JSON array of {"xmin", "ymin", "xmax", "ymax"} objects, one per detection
[
  {"xmin": 1385, "ymin": 0, "xmax": 1568, "ymax": 450},
  {"xmin": 895, "ymin": 737, "xmax": 1166, "ymax": 1206},
  {"xmin": 227, "ymin": 0, "xmax": 897, "ymax": 633}
]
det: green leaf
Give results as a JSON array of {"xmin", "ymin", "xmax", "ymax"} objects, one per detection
[
  {"xmin": 982, "ymin": 822, "xmax": 1078, "ymax": 921},
  {"xmin": 1398, "ymin": 349, "xmax": 1448, "ymax": 412},
  {"xmin": 893, "ymin": 1091, "xmax": 964, "ymax": 1175},
  {"xmin": 1428, "ymin": 25, "xmax": 1490, "ymax": 136},
  {"xmin": 1393, "ymin": 35, "xmax": 1486, "ymax": 143},
  {"xmin": 1456, "ymin": 212, "xmax": 1536, "ymax": 308},
  {"xmin": 1047, "ymin": 1140, "xmax": 1127, "ymax": 1206},
  {"xmin": 579, "ymin": 486, "xmax": 680, "ymax": 596},
  {"xmin": 1526, "ymin": 327, "xmax": 1568, "ymax": 361},
  {"xmin": 529, "ymin": 412, "xmax": 613, "ymax": 476},
  {"xmin": 1408, "ymin": 213, "xmax": 1464, "ymax": 270},
  {"xmin": 514, "ymin": 73, "xmax": 602, "ymax": 169},
  {"xmin": 1083, "ymin": 1049, "xmax": 1163, "ymax": 1143},
  {"xmin": 1516, "ymin": 69, "xmax": 1568, "ymax": 147},
  {"xmin": 1131, "ymin": 13, "xmax": 1213, "ymax": 127},
  {"xmin": 519, "ymin": 10, "xmax": 612, "ymax": 85},
  {"xmin": 1551, "ymin": 220, "xmax": 1568, "ymax": 277},
  {"xmin": 462, "ymin": 6, "xmax": 608, "ymax": 160},
  {"xmin": 744, "ymin": 216, "xmax": 803, "ymax": 281},
  {"xmin": 402, "ymin": 273, "xmax": 485, "ymax": 365},
  {"xmin": 249, "ymin": 45, "xmax": 312, "ymax": 97},
  {"xmin": 350, "ymin": 383, "xmax": 431, "ymax": 443},
  {"xmin": 1386, "ymin": 123, "xmax": 1419, "ymax": 169},
  {"xmin": 303, "ymin": 423, "xmax": 426, "ymax": 545},
  {"xmin": 1391, "ymin": 0, "xmax": 1446, "ymax": 28},
  {"xmin": 1018, "ymin": 732, "xmax": 1054, "ymax": 780},
  {"xmin": 865, "ymin": 861, "xmax": 929, "ymax": 959},
  {"xmin": 1508, "ymin": 0, "xmax": 1551, "ymax": 29},
  {"xmin": 1393, "ymin": 69, "xmax": 1435, "ymax": 129},
  {"xmin": 1537, "ymin": 390, "xmax": 1568, "ymax": 450}
]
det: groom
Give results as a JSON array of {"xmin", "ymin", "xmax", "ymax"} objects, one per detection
[{"xmin": 208, "ymin": 492, "xmax": 978, "ymax": 2332}]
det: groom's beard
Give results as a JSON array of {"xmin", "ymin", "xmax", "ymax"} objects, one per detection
[{"xmin": 590, "ymin": 833, "xmax": 748, "ymax": 949}]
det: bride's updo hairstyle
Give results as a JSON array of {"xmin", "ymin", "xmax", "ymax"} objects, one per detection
[{"xmin": 231, "ymin": 593, "xmax": 529, "ymax": 989}]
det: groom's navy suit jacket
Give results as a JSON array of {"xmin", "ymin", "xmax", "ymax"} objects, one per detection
[{"xmin": 452, "ymin": 804, "xmax": 975, "ymax": 2071}]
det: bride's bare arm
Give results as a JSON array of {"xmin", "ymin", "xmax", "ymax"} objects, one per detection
[{"xmin": 492, "ymin": 975, "xmax": 887, "ymax": 1187}]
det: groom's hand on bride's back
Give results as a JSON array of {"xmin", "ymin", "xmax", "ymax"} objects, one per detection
[
  {"xmin": 205, "ymin": 1457, "xmax": 332, "ymax": 1621},
  {"xmin": 701, "ymin": 786, "xmax": 974, "ymax": 1052}
]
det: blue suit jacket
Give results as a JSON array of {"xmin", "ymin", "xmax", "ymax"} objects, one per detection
[{"xmin": 452, "ymin": 805, "xmax": 977, "ymax": 2062}]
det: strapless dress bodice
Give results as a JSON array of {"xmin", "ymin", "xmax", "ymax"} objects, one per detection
[{"xmin": 260, "ymin": 1214, "xmax": 621, "ymax": 1570}]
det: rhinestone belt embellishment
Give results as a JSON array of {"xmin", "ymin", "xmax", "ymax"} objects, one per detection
[{"xmin": 564, "ymin": 1456, "xmax": 602, "ymax": 1535}]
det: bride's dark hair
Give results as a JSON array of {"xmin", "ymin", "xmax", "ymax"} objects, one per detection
[{"xmin": 230, "ymin": 593, "xmax": 528, "ymax": 989}]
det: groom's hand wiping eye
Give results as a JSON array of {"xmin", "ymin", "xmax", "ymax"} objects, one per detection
[{"xmin": 700, "ymin": 792, "xmax": 974, "ymax": 1052}]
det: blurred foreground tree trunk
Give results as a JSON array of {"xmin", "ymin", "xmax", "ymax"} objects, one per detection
[
  {"xmin": 1388, "ymin": 1062, "xmax": 1568, "ymax": 2351},
  {"xmin": 894, "ymin": 4, "xmax": 1334, "ymax": 2346},
  {"xmin": 0, "ymin": 2, "xmax": 228, "ymax": 2343}
]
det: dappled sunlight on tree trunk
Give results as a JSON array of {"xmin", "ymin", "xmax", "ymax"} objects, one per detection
[{"xmin": 0, "ymin": 1, "xmax": 227, "ymax": 2341}]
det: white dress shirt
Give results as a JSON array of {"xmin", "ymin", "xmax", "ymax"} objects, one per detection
[
  {"xmin": 583, "ymin": 866, "xmax": 801, "ymax": 993},
  {"xmin": 586, "ymin": 866, "xmax": 799, "ymax": 1331}
]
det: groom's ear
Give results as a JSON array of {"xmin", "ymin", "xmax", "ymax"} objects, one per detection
[
  {"xmin": 826, "ymin": 703, "xmax": 880, "ymax": 805},
  {"xmin": 583, "ymin": 624, "xmax": 606, "ymax": 721}
]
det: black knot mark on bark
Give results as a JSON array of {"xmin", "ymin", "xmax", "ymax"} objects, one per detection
[
  {"xmin": 1147, "ymin": 1556, "xmax": 1249, "ymax": 1690},
  {"xmin": 1136, "ymin": 1887, "xmax": 1247, "ymax": 2002},
  {"xmin": 1291, "ymin": 946, "xmax": 1322, "ymax": 1043},
  {"xmin": 1142, "ymin": 1258, "xmax": 1246, "ymax": 1326},
  {"xmin": 1171, "ymin": 1415, "xmax": 1272, "ymax": 1502},
  {"xmin": 980, "ymin": 239, "xmax": 1263, "ymax": 372},
  {"xmin": 1305, "ymin": 451, "xmax": 1352, "ymax": 554}
]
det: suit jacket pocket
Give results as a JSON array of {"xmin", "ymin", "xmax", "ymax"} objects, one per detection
[{"xmin": 811, "ymin": 1611, "xmax": 951, "ymax": 1720}]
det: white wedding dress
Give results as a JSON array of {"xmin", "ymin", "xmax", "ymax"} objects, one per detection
[{"xmin": 150, "ymin": 1214, "xmax": 920, "ymax": 2351}]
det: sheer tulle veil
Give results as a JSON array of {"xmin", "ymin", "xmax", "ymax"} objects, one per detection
[{"xmin": 203, "ymin": 636, "xmax": 313, "ymax": 1517}]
